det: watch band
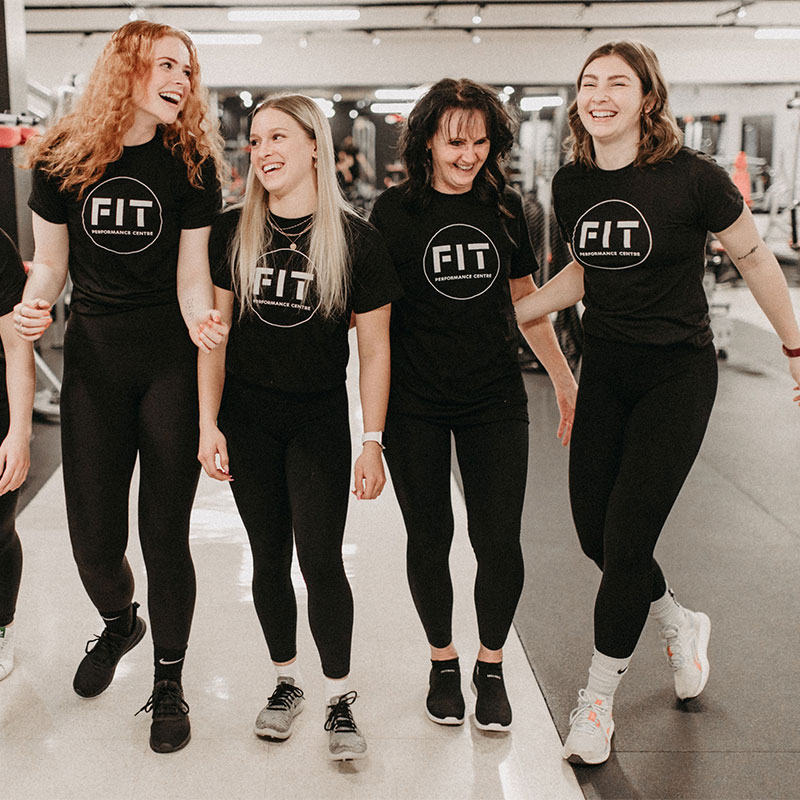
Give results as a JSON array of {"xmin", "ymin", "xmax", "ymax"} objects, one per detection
[
  {"xmin": 361, "ymin": 431, "xmax": 385, "ymax": 449},
  {"xmin": 782, "ymin": 344, "xmax": 800, "ymax": 358}
]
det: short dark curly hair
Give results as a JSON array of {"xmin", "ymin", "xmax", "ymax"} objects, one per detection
[{"xmin": 397, "ymin": 78, "xmax": 518, "ymax": 216}]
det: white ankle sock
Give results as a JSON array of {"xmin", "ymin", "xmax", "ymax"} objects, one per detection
[
  {"xmin": 649, "ymin": 588, "xmax": 686, "ymax": 629},
  {"xmin": 324, "ymin": 675, "xmax": 350, "ymax": 704},
  {"xmin": 273, "ymin": 658, "xmax": 301, "ymax": 686},
  {"xmin": 585, "ymin": 648, "xmax": 632, "ymax": 707}
]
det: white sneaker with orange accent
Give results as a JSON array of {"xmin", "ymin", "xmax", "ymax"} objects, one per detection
[
  {"xmin": 660, "ymin": 608, "xmax": 711, "ymax": 700},
  {"xmin": 563, "ymin": 689, "xmax": 614, "ymax": 765}
]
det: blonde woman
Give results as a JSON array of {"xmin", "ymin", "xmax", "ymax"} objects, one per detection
[
  {"xmin": 13, "ymin": 20, "xmax": 225, "ymax": 753},
  {"xmin": 198, "ymin": 94, "xmax": 401, "ymax": 761},
  {"xmin": 513, "ymin": 41, "xmax": 800, "ymax": 765}
]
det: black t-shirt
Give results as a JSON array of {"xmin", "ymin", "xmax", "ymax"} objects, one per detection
[
  {"xmin": 210, "ymin": 207, "xmax": 403, "ymax": 394},
  {"xmin": 369, "ymin": 184, "xmax": 537, "ymax": 420},
  {"xmin": 0, "ymin": 228, "xmax": 27, "ymax": 411},
  {"xmin": 28, "ymin": 133, "xmax": 221, "ymax": 314},
  {"xmin": 553, "ymin": 147, "xmax": 743, "ymax": 347}
]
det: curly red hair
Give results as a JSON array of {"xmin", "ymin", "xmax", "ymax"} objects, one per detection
[{"xmin": 26, "ymin": 20, "xmax": 226, "ymax": 196}]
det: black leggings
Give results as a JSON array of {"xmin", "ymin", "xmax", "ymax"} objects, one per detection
[
  {"xmin": 61, "ymin": 306, "xmax": 199, "ymax": 651},
  {"xmin": 0, "ymin": 406, "xmax": 22, "ymax": 627},
  {"xmin": 219, "ymin": 378, "xmax": 353, "ymax": 679},
  {"xmin": 569, "ymin": 335, "xmax": 718, "ymax": 659},
  {"xmin": 384, "ymin": 412, "xmax": 529, "ymax": 652}
]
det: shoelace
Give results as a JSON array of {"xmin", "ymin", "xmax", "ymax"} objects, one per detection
[
  {"xmin": 83, "ymin": 628, "xmax": 126, "ymax": 665},
  {"xmin": 568, "ymin": 689, "xmax": 609, "ymax": 734},
  {"xmin": 136, "ymin": 683, "xmax": 190, "ymax": 718},
  {"xmin": 661, "ymin": 623, "xmax": 687, "ymax": 669},
  {"xmin": 324, "ymin": 690, "xmax": 359, "ymax": 733},
  {"xmin": 266, "ymin": 682, "xmax": 304, "ymax": 710}
]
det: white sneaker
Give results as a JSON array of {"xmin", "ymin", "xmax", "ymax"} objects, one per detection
[
  {"xmin": 563, "ymin": 689, "xmax": 614, "ymax": 765},
  {"xmin": 0, "ymin": 624, "xmax": 15, "ymax": 680},
  {"xmin": 660, "ymin": 609, "xmax": 711, "ymax": 700}
]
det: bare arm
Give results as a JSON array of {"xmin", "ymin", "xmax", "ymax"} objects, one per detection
[
  {"xmin": 511, "ymin": 275, "xmax": 578, "ymax": 445},
  {"xmin": 0, "ymin": 311, "xmax": 34, "ymax": 494},
  {"xmin": 14, "ymin": 213, "xmax": 69, "ymax": 341},
  {"xmin": 715, "ymin": 206, "xmax": 800, "ymax": 402},
  {"xmin": 353, "ymin": 303, "xmax": 391, "ymax": 499},
  {"xmin": 197, "ymin": 286, "xmax": 234, "ymax": 480},
  {"xmin": 177, "ymin": 226, "xmax": 229, "ymax": 354},
  {"xmin": 513, "ymin": 260, "xmax": 585, "ymax": 327}
]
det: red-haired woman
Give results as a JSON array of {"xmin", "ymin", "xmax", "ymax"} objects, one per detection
[
  {"xmin": 514, "ymin": 41, "xmax": 800, "ymax": 765},
  {"xmin": 13, "ymin": 20, "xmax": 226, "ymax": 753}
]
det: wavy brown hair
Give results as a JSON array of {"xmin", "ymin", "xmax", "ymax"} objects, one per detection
[
  {"xmin": 398, "ymin": 78, "xmax": 517, "ymax": 216},
  {"xmin": 566, "ymin": 41, "xmax": 682, "ymax": 168},
  {"xmin": 25, "ymin": 20, "xmax": 226, "ymax": 196}
]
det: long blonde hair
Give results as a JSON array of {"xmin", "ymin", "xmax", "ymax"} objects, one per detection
[
  {"xmin": 25, "ymin": 20, "xmax": 226, "ymax": 195},
  {"xmin": 231, "ymin": 94, "xmax": 356, "ymax": 320},
  {"xmin": 566, "ymin": 40, "xmax": 683, "ymax": 168}
]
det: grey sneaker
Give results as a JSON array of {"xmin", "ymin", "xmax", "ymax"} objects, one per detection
[
  {"xmin": 254, "ymin": 678, "xmax": 304, "ymax": 739},
  {"xmin": 325, "ymin": 691, "xmax": 367, "ymax": 761}
]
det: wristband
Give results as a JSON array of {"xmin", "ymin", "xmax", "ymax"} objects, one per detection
[
  {"xmin": 361, "ymin": 431, "xmax": 384, "ymax": 449},
  {"xmin": 782, "ymin": 344, "xmax": 800, "ymax": 358}
]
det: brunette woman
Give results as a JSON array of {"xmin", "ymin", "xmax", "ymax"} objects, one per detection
[
  {"xmin": 514, "ymin": 41, "xmax": 800, "ymax": 765},
  {"xmin": 370, "ymin": 79, "xmax": 577, "ymax": 732}
]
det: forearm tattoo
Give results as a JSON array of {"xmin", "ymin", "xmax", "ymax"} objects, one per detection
[{"xmin": 735, "ymin": 243, "xmax": 760, "ymax": 262}]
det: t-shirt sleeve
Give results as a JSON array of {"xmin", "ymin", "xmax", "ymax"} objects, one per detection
[
  {"xmin": 551, "ymin": 169, "xmax": 573, "ymax": 246},
  {"xmin": 506, "ymin": 189, "xmax": 539, "ymax": 281},
  {"xmin": 209, "ymin": 208, "xmax": 238, "ymax": 291},
  {"xmin": 28, "ymin": 165, "xmax": 69, "ymax": 225},
  {"xmin": 350, "ymin": 220, "xmax": 404, "ymax": 315},
  {"xmin": 179, "ymin": 157, "xmax": 222, "ymax": 230},
  {"xmin": 0, "ymin": 228, "xmax": 27, "ymax": 316},
  {"xmin": 692, "ymin": 152, "xmax": 744, "ymax": 233}
]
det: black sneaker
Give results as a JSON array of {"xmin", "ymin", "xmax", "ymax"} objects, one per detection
[
  {"xmin": 137, "ymin": 679, "xmax": 191, "ymax": 753},
  {"xmin": 73, "ymin": 603, "xmax": 147, "ymax": 698},
  {"xmin": 426, "ymin": 659, "xmax": 465, "ymax": 725},
  {"xmin": 471, "ymin": 660, "xmax": 512, "ymax": 731}
]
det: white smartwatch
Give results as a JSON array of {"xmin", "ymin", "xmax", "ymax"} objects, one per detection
[{"xmin": 361, "ymin": 431, "xmax": 384, "ymax": 449}]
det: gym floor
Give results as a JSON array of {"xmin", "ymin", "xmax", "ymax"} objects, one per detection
[{"xmin": 7, "ymin": 263, "xmax": 799, "ymax": 799}]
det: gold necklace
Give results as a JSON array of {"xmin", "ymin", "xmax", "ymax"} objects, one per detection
[{"xmin": 269, "ymin": 211, "xmax": 314, "ymax": 250}]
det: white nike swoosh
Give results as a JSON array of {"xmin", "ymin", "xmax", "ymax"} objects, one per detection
[{"xmin": 158, "ymin": 657, "xmax": 184, "ymax": 665}]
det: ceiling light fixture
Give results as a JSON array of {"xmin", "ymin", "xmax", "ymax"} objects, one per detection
[
  {"xmin": 755, "ymin": 27, "xmax": 800, "ymax": 39},
  {"xmin": 472, "ymin": 4, "xmax": 483, "ymax": 25},
  {"xmin": 375, "ymin": 87, "xmax": 428, "ymax": 101},
  {"xmin": 313, "ymin": 98, "xmax": 336, "ymax": 118},
  {"xmin": 520, "ymin": 95, "xmax": 565, "ymax": 111},
  {"xmin": 370, "ymin": 102, "xmax": 416, "ymax": 115}
]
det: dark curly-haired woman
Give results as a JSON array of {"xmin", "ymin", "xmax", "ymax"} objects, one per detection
[{"xmin": 370, "ymin": 78, "xmax": 577, "ymax": 731}]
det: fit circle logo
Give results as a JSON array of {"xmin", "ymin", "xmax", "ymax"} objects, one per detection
[
  {"xmin": 81, "ymin": 177, "xmax": 163, "ymax": 254},
  {"xmin": 252, "ymin": 248, "xmax": 318, "ymax": 328},
  {"xmin": 423, "ymin": 223, "xmax": 500, "ymax": 300},
  {"xmin": 572, "ymin": 199, "xmax": 652, "ymax": 270}
]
